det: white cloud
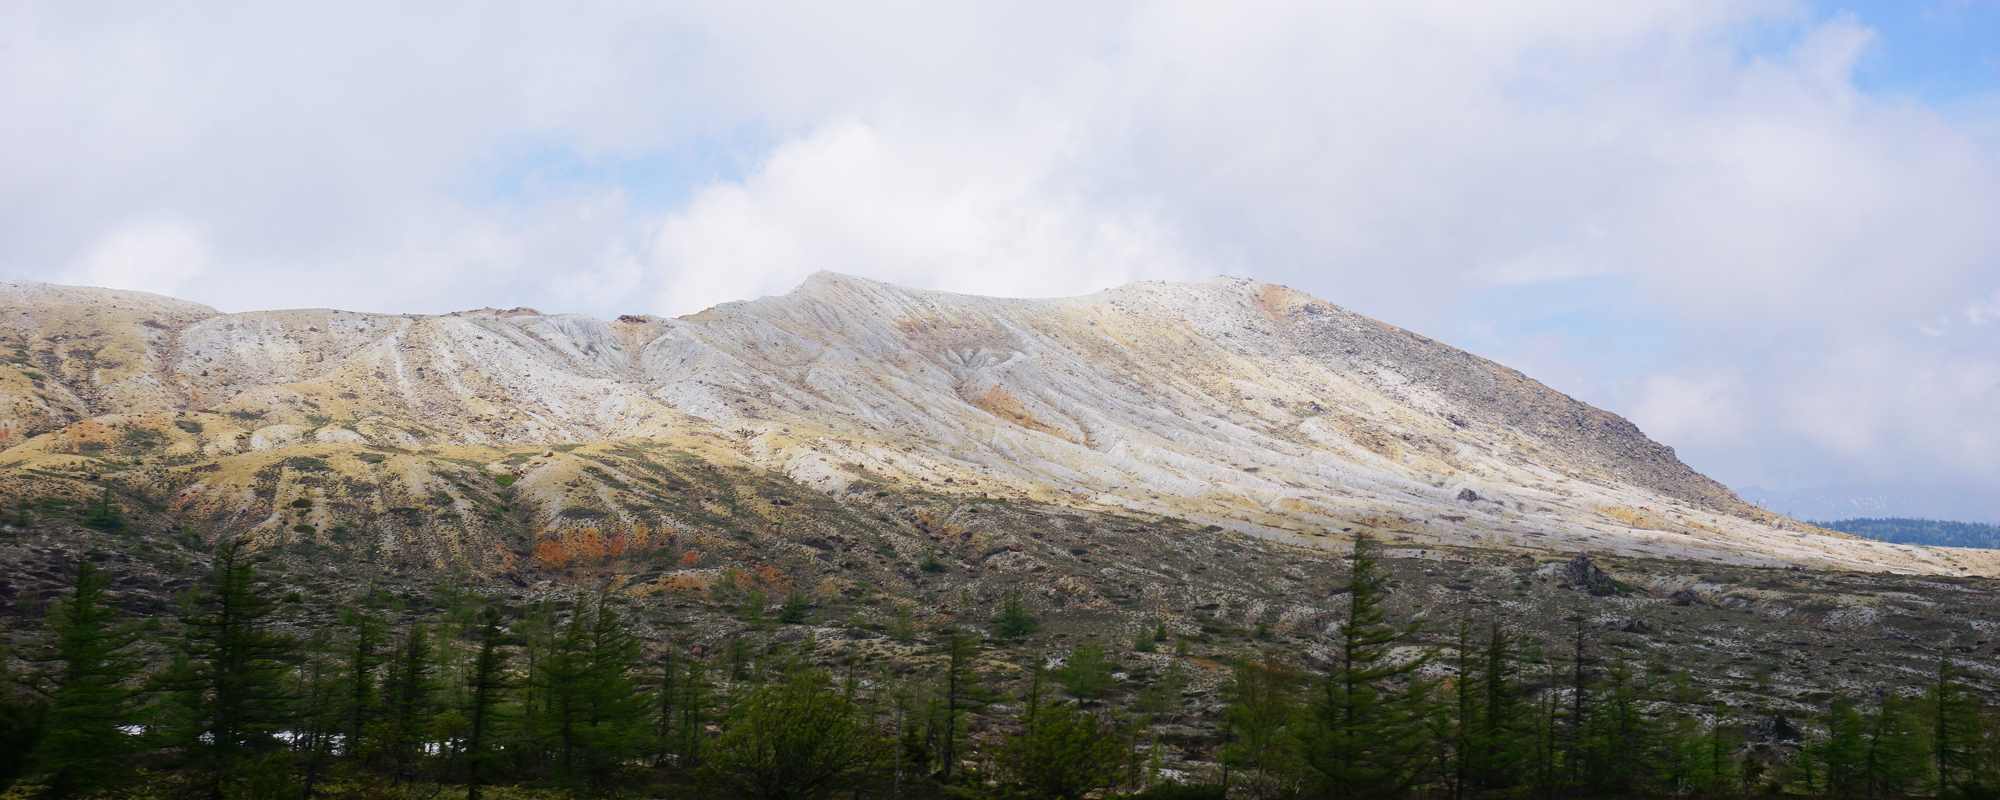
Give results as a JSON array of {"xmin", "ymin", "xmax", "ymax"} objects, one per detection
[
  {"xmin": 649, "ymin": 120, "xmax": 1199, "ymax": 314},
  {"xmin": 64, "ymin": 219, "xmax": 211, "ymax": 299},
  {"xmin": 1968, "ymin": 290, "xmax": 2000, "ymax": 326},
  {"xmin": 4, "ymin": 1, "xmax": 2000, "ymax": 501},
  {"xmin": 1630, "ymin": 373, "xmax": 1750, "ymax": 449}
]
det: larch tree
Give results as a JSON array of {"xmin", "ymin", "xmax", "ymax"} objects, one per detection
[
  {"xmin": 30, "ymin": 560, "xmax": 143, "ymax": 798},
  {"xmin": 1300, "ymin": 534, "xmax": 1434, "ymax": 800}
]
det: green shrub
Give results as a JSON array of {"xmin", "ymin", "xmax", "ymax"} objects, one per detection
[
  {"xmin": 1057, "ymin": 642, "xmax": 1116, "ymax": 700},
  {"xmin": 993, "ymin": 592, "xmax": 1039, "ymax": 640},
  {"xmin": 82, "ymin": 488, "xmax": 124, "ymax": 532},
  {"xmin": 778, "ymin": 592, "xmax": 811, "ymax": 625}
]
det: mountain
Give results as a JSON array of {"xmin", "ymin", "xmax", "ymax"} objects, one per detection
[
  {"xmin": 1740, "ymin": 483, "xmax": 2000, "ymax": 524},
  {"xmin": 2, "ymin": 273, "xmax": 1987, "ymax": 577},
  {"xmin": 1821, "ymin": 517, "xmax": 2000, "ymax": 549}
]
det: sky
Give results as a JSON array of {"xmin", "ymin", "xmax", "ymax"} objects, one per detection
[{"xmin": 4, "ymin": 1, "xmax": 1998, "ymax": 516}]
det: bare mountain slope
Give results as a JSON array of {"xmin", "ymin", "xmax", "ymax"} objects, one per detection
[{"xmin": 0, "ymin": 274, "xmax": 1988, "ymax": 575}]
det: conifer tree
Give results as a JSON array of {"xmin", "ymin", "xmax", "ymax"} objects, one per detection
[
  {"xmin": 992, "ymin": 592, "xmax": 1039, "ymax": 640},
  {"xmin": 1931, "ymin": 655, "xmax": 1984, "ymax": 796},
  {"xmin": 172, "ymin": 539, "xmax": 300, "ymax": 800},
  {"xmin": 1813, "ymin": 694, "xmax": 1867, "ymax": 798},
  {"xmin": 651, "ymin": 647, "xmax": 677, "ymax": 767},
  {"xmin": 1525, "ymin": 643, "xmax": 1563, "ymax": 800},
  {"xmin": 1864, "ymin": 692, "xmax": 1926, "ymax": 798},
  {"xmin": 703, "ymin": 667, "xmax": 884, "ymax": 800},
  {"xmin": 1056, "ymin": 641, "xmax": 1115, "ymax": 701},
  {"xmin": 1300, "ymin": 534, "xmax": 1433, "ymax": 799},
  {"xmin": 998, "ymin": 667, "xmax": 1129, "ymax": 800},
  {"xmin": 536, "ymin": 609, "xmax": 592, "ymax": 781},
  {"xmin": 674, "ymin": 656, "xmax": 711, "ymax": 770},
  {"xmin": 82, "ymin": 487, "xmax": 124, "ymax": 532},
  {"xmin": 1579, "ymin": 657, "xmax": 1653, "ymax": 796},
  {"xmin": 0, "ymin": 648, "xmax": 49, "ymax": 793},
  {"xmin": 292, "ymin": 631, "xmax": 345, "ymax": 800},
  {"xmin": 938, "ymin": 630, "xmax": 975, "ymax": 783},
  {"xmin": 340, "ymin": 599, "xmax": 386, "ymax": 760},
  {"xmin": 513, "ymin": 603, "xmax": 556, "ymax": 777},
  {"xmin": 379, "ymin": 624, "xmax": 437, "ymax": 782},
  {"xmin": 1451, "ymin": 620, "xmax": 1475, "ymax": 800},
  {"xmin": 573, "ymin": 600, "xmax": 647, "ymax": 791},
  {"xmin": 1472, "ymin": 622, "xmax": 1526, "ymax": 793},
  {"xmin": 463, "ymin": 606, "xmax": 509, "ymax": 800},
  {"xmin": 1135, "ymin": 657, "xmax": 1189, "ymax": 719},
  {"xmin": 890, "ymin": 681, "xmax": 926, "ymax": 797},
  {"xmin": 1690, "ymin": 706, "xmax": 1743, "ymax": 799},
  {"xmin": 1221, "ymin": 659, "xmax": 1303, "ymax": 799},
  {"xmin": 1562, "ymin": 619, "xmax": 1592, "ymax": 793},
  {"xmin": 30, "ymin": 560, "xmax": 143, "ymax": 798}
]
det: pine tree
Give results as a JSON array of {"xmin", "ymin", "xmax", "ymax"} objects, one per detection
[
  {"xmin": 463, "ymin": 606, "xmax": 509, "ymax": 800},
  {"xmin": 1299, "ymin": 534, "xmax": 1433, "ymax": 799},
  {"xmin": 172, "ymin": 539, "xmax": 301, "ymax": 800},
  {"xmin": 29, "ymin": 560, "xmax": 143, "ymax": 798}
]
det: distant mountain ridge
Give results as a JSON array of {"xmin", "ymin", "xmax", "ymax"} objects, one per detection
[
  {"xmin": 1740, "ymin": 483, "xmax": 2000, "ymax": 524},
  {"xmin": 2, "ymin": 274, "xmax": 1994, "ymax": 575},
  {"xmin": 1820, "ymin": 518, "xmax": 2000, "ymax": 550}
]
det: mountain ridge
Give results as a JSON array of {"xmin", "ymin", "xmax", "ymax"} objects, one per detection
[{"xmin": 1, "ymin": 274, "xmax": 1989, "ymax": 576}]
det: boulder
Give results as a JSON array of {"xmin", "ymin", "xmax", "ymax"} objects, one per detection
[{"xmin": 1562, "ymin": 554, "xmax": 1621, "ymax": 596}]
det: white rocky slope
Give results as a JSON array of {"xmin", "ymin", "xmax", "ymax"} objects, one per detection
[{"xmin": 0, "ymin": 274, "xmax": 1990, "ymax": 575}]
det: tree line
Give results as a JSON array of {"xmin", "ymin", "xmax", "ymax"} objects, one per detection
[
  {"xmin": 1819, "ymin": 518, "xmax": 2000, "ymax": 550},
  {"xmin": 3, "ymin": 536, "xmax": 2000, "ymax": 799}
]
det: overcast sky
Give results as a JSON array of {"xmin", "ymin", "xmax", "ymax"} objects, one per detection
[{"xmin": 4, "ymin": 1, "xmax": 1998, "ymax": 513}]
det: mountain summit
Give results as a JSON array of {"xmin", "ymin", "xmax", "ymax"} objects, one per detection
[{"xmin": 0, "ymin": 275, "xmax": 1985, "ymax": 574}]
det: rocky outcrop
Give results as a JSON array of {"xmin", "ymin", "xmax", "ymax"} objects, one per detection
[{"xmin": 1562, "ymin": 554, "xmax": 1622, "ymax": 596}]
